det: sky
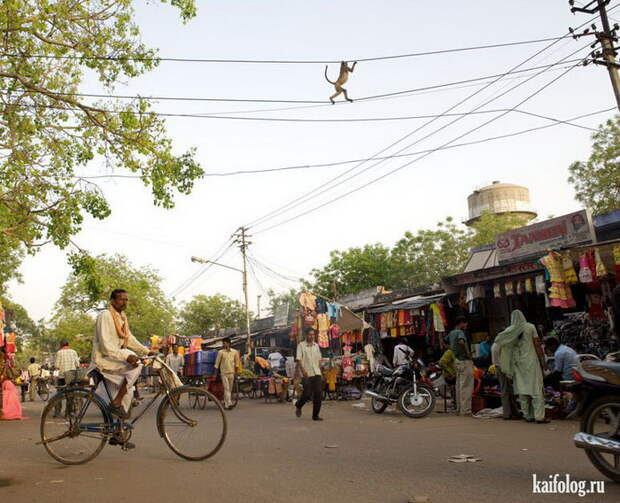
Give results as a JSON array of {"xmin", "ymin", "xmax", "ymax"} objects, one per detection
[{"xmin": 7, "ymin": 0, "xmax": 619, "ymax": 322}]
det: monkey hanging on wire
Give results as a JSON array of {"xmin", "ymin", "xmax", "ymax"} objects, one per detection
[{"xmin": 324, "ymin": 61, "xmax": 357, "ymax": 104}]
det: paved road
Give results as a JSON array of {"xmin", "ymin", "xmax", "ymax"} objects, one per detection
[{"xmin": 1, "ymin": 396, "xmax": 618, "ymax": 503}]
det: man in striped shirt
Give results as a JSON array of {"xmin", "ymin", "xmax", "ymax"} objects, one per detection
[{"xmin": 53, "ymin": 341, "xmax": 81, "ymax": 418}]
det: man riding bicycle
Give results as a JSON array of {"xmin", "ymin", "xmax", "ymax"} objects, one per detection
[{"xmin": 91, "ymin": 289, "xmax": 152, "ymax": 421}]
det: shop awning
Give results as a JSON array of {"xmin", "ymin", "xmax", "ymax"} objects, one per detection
[
  {"xmin": 337, "ymin": 305, "xmax": 370, "ymax": 331},
  {"xmin": 366, "ymin": 293, "xmax": 445, "ymax": 314}
]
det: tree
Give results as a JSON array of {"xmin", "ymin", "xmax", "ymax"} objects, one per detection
[
  {"xmin": 468, "ymin": 210, "xmax": 532, "ymax": 248},
  {"xmin": 265, "ymin": 288, "xmax": 299, "ymax": 316},
  {"xmin": 0, "ymin": 0, "xmax": 203, "ymax": 290},
  {"xmin": 0, "ymin": 298, "xmax": 39, "ymax": 353},
  {"xmin": 306, "ymin": 244, "xmax": 393, "ymax": 298},
  {"xmin": 390, "ymin": 217, "xmax": 471, "ymax": 288},
  {"xmin": 568, "ymin": 116, "xmax": 620, "ymax": 215},
  {"xmin": 54, "ymin": 253, "xmax": 175, "ymax": 340},
  {"xmin": 47, "ymin": 311, "xmax": 94, "ymax": 358},
  {"xmin": 178, "ymin": 294, "xmax": 247, "ymax": 337}
]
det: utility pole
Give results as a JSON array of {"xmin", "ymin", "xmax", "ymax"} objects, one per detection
[
  {"xmin": 569, "ymin": 0, "xmax": 620, "ymax": 110},
  {"xmin": 257, "ymin": 294, "xmax": 262, "ymax": 319},
  {"xmin": 233, "ymin": 226, "xmax": 253, "ymax": 357}
]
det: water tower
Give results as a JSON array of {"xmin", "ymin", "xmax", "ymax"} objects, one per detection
[{"xmin": 465, "ymin": 181, "xmax": 537, "ymax": 226}]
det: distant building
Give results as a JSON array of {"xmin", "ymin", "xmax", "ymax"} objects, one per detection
[{"xmin": 465, "ymin": 180, "xmax": 537, "ymax": 226}]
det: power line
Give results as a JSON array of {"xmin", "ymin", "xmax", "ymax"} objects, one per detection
[
  {"xmin": 1, "ymin": 59, "xmax": 582, "ymax": 106},
  {"xmin": 0, "ymin": 36, "xmax": 568, "ymax": 65},
  {"xmin": 253, "ymin": 59, "xmax": 586, "ymax": 235},
  {"xmin": 246, "ymin": 41, "xmax": 588, "ymax": 229},
  {"xmin": 76, "ymin": 107, "xmax": 613, "ymax": 181}
]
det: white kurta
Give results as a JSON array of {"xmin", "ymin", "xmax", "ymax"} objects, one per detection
[{"xmin": 91, "ymin": 309, "xmax": 149, "ymax": 412}]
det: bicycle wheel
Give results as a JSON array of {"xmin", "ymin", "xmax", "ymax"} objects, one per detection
[
  {"xmin": 158, "ymin": 386, "xmax": 227, "ymax": 461},
  {"xmin": 40, "ymin": 390, "xmax": 109, "ymax": 465},
  {"xmin": 38, "ymin": 382, "xmax": 50, "ymax": 402}
]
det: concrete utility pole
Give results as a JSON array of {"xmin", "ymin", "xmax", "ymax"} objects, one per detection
[
  {"xmin": 257, "ymin": 294, "xmax": 262, "ymax": 319},
  {"xmin": 233, "ymin": 226, "xmax": 253, "ymax": 357},
  {"xmin": 570, "ymin": 0, "xmax": 620, "ymax": 110}
]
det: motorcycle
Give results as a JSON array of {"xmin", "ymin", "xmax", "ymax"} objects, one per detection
[
  {"xmin": 364, "ymin": 350, "xmax": 436, "ymax": 418},
  {"xmin": 566, "ymin": 356, "xmax": 620, "ymax": 482}
]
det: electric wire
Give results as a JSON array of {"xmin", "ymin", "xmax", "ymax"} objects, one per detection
[
  {"xmin": 246, "ymin": 42, "xmax": 590, "ymax": 229},
  {"xmin": 0, "ymin": 36, "xmax": 570, "ymax": 64},
  {"xmin": 76, "ymin": 106, "xmax": 612, "ymax": 181},
  {"xmin": 252, "ymin": 59, "xmax": 587, "ymax": 235}
]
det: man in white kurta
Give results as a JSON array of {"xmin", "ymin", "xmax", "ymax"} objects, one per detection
[{"xmin": 91, "ymin": 289, "xmax": 150, "ymax": 418}]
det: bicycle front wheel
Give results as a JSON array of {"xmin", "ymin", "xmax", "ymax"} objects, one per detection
[
  {"xmin": 158, "ymin": 386, "xmax": 227, "ymax": 461},
  {"xmin": 38, "ymin": 383, "xmax": 50, "ymax": 402},
  {"xmin": 40, "ymin": 390, "xmax": 109, "ymax": 465}
]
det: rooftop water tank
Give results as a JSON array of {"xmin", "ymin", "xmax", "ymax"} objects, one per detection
[{"xmin": 466, "ymin": 181, "xmax": 537, "ymax": 225}]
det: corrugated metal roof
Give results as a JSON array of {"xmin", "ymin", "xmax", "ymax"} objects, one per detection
[{"xmin": 367, "ymin": 293, "xmax": 445, "ymax": 314}]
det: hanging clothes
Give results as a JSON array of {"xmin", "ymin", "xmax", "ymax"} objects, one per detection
[
  {"xmin": 535, "ymin": 275, "xmax": 546, "ymax": 295},
  {"xmin": 364, "ymin": 343, "xmax": 376, "ymax": 372},
  {"xmin": 493, "ymin": 283, "xmax": 502, "ymax": 298},
  {"xmin": 329, "ymin": 323, "xmax": 341, "ymax": 339},
  {"xmin": 430, "ymin": 303, "xmax": 445, "ymax": 332},
  {"xmin": 327, "ymin": 302, "xmax": 341, "ymax": 320},
  {"xmin": 505, "ymin": 281, "xmax": 514, "ymax": 296},
  {"xmin": 525, "ymin": 278, "xmax": 534, "ymax": 294},
  {"xmin": 539, "ymin": 251, "xmax": 576, "ymax": 309},
  {"xmin": 595, "ymin": 248, "xmax": 607, "ymax": 278},
  {"xmin": 516, "ymin": 280, "xmax": 525, "ymax": 295},
  {"xmin": 390, "ymin": 328, "xmax": 398, "ymax": 338},
  {"xmin": 578, "ymin": 252, "xmax": 595, "ymax": 283},
  {"xmin": 398, "ymin": 310, "xmax": 406, "ymax": 326},
  {"xmin": 613, "ymin": 245, "xmax": 620, "ymax": 281},
  {"xmin": 562, "ymin": 252, "xmax": 578, "ymax": 284},
  {"xmin": 315, "ymin": 297, "xmax": 328, "ymax": 314},
  {"xmin": 318, "ymin": 331, "xmax": 329, "ymax": 348},
  {"xmin": 299, "ymin": 292, "xmax": 317, "ymax": 311}
]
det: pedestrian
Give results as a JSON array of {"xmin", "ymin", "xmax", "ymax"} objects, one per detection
[
  {"xmin": 295, "ymin": 329, "xmax": 324, "ymax": 421},
  {"xmin": 55, "ymin": 340, "xmax": 81, "ymax": 385},
  {"xmin": 0, "ymin": 347, "xmax": 25, "ymax": 420},
  {"xmin": 448, "ymin": 316, "xmax": 474, "ymax": 416},
  {"xmin": 491, "ymin": 339, "xmax": 520, "ymax": 420},
  {"xmin": 215, "ymin": 338, "xmax": 240, "ymax": 410},
  {"xmin": 543, "ymin": 337, "xmax": 578, "ymax": 390},
  {"xmin": 27, "ymin": 357, "xmax": 41, "ymax": 401},
  {"xmin": 267, "ymin": 348, "xmax": 284, "ymax": 372},
  {"xmin": 476, "ymin": 334, "xmax": 493, "ymax": 368},
  {"xmin": 495, "ymin": 309, "xmax": 548, "ymax": 424},
  {"xmin": 165, "ymin": 345, "xmax": 184, "ymax": 377},
  {"xmin": 393, "ymin": 337, "xmax": 414, "ymax": 367}
]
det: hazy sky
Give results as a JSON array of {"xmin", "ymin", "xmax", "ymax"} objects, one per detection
[{"xmin": 8, "ymin": 1, "xmax": 618, "ymax": 321}]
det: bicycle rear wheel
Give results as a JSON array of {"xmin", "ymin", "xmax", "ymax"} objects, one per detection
[
  {"xmin": 40, "ymin": 390, "xmax": 109, "ymax": 465},
  {"xmin": 158, "ymin": 386, "xmax": 227, "ymax": 461},
  {"xmin": 38, "ymin": 382, "xmax": 50, "ymax": 402}
]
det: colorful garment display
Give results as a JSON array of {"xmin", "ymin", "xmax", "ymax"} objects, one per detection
[
  {"xmin": 298, "ymin": 292, "xmax": 317, "ymax": 311},
  {"xmin": 535, "ymin": 275, "xmax": 546, "ymax": 295},
  {"xmin": 505, "ymin": 281, "xmax": 514, "ymax": 296},
  {"xmin": 327, "ymin": 302, "xmax": 341, "ymax": 320},
  {"xmin": 493, "ymin": 283, "xmax": 502, "ymax": 298},
  {"xmin": 329, "ymin": 323, "xmax": 341, "ymax": 339},
  {"xmin": 562, "ymin": 253, "xmax": 578, "ymax": 284},
  {"xmin": 578, "ymin": 252, "xmax": 595, "ymax": 284},
  {"xmin": 613, "ymin": 245, "xmax": 620, "ymax": 281},
  {"xmin": 539, "ymin": 251, "xmax": 576, "ymax": 308},
  {"xmin": 594, "ymin": 248, "xmax": 607, "ymax": 278},
  {"xmin": 315, "ymin": 297, "xmax": 328, "ymax": 314},
  {"xmin": 430, "ymin": 303, "xmax": 445, "ymax": 332},
  {"xmin": 525, "ymin": 278, "xmax": 534, "ymax": 294}
]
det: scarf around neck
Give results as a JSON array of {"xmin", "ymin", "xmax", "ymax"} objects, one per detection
[{"xmin": 109, "ymin": 305, "xmax": 130, "ymax": 349}]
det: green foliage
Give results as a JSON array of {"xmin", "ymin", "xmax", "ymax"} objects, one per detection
[
  {"xmin": 0, "ymin": 0, "xmax": 202, "ymax": 287},
  {"xmin": 568, "ymin": 116, "xmax": 620, "ymax": 215},
  {"xmin": 178, "ymin": 294, "xmax": 248, "ymax": 337},
  {"xmin": 390, "ymin": 217, "xmax": 472, "ymax": 288},
  {"xmin": 306, "ymin": 213, "xmax": 533, "ymax": 295},
  {"xmin": 47, "ymin": 311, "xmax": 95, "ymax": 358},
  {"xmin": 0, "ymin": 298, "xmax": 39, "ymax": 354},
  {"xmin": 306, "ymin": 244, "xmax": 393, "ymax": 297},
  {"xmin": 55, "ymin": 254, "xmax": 176, "ymax": 340},
  {"xmin": 468, "ymin": 210, "xmax": 532, "ymax": 248},
  {"xmin": 265, "ymin": 288, "xmax": 299, "ymax": 316}
]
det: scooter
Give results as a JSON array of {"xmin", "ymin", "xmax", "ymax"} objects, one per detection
[{"xmin": 566, "ymin": 357, "xmax": 620, "ymax": 482}]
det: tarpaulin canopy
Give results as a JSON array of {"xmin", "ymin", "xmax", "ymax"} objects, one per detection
[
  {"xmin": 337, "ymin": 305, "xmax": 370, "ymax": 331},
  {"xmin": 367, "ymin": 293, "xmax": 445, "ymax": 314}
]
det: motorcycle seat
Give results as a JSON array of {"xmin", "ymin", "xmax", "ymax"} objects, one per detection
[
  {"xmin": 582, "ymin": 360, "xmax": 620, "ymax": 386},
  {"xmin": 377, "ymin": 365, "xmax": 394, "ymax": 377}
]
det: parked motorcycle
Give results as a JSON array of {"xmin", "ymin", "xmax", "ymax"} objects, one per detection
[
  {"xmin": 364, "ymin": 350, "xmax": 436, "ymax": 418},
  {"xmin": 566, "ymin": 357, "xmax": 620, "ymax": 482}
]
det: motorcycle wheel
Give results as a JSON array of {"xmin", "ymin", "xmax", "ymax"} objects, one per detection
[
  {"xmin": 581, "ymin": 395, "xmax": 620, "ymax": 482},
  {"xmin": 371, "ymin": 397, "xmax": 388, "ymax": 414},
  {"xmin": 397, "ymin": 383, "xmax": 436, "ymax": 418}
]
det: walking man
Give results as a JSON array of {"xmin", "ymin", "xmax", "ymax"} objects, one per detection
[
  {"xmin": 215, "ymin": 338, "xmax": 240, "ymax": 410},
  {"xmin": 165, "ymin": 345, "xmax": 184, "ymax": 377},
  {"xmin": 448, "ymin": 316, "xmax": 473, "ymax": 416},
  {"xmin": 27, "ymin": 357, "xmax": 41, "ymax": 401},
  {"xmin": 295, "ymin": 329, "xmax": 324, "ymax": 421},
  {"xmin": 53, "ymin": 340, "xmax": 81, "ymax": 417}
]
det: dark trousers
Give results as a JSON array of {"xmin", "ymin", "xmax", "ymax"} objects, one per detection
[
  {"xmin": 296, "ymin": 375, "xmax": 322, "ymax": 419},
  {"xmin": 497, "ymin": 368, "xmax": 519, "ymax": 419}
]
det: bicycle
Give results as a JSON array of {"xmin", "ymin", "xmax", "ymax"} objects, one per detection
[
  {"xmin": 39, "ymin": 356, "xmax": 227, "ymax": 465},
  {"xmin": 35, "ymin": 377, "xmax": 50, "ymax": 401}
]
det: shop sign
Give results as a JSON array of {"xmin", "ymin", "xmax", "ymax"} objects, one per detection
[
  {"xmin": 446, "ymin": 260, "xmax": 543, "ymax": 287},
  {"xmin": 273, "ymin": 302, "xmax": 289, "ymax": 328},
  {"xmin": 495, "ymin": 210, "xmax": 595, "ymax": 264}
]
